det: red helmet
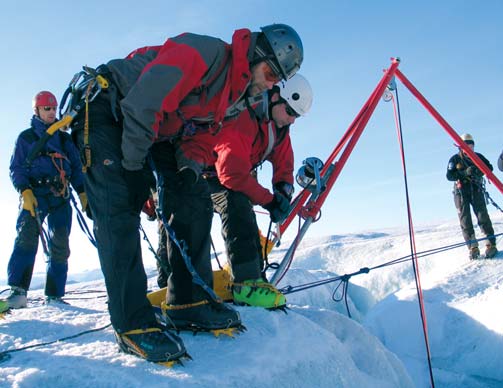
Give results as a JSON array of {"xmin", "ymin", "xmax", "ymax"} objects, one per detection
[{"xmin": 32, "ymin": 91, "xmax": 58, "ymax": 110}]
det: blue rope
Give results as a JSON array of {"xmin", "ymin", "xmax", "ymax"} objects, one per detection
[
  {"xmin": 69, "ymin": 191, "xmax": 97, "ymax": 247},
  {"xmin": 157, "ymin": 209, "xmax": 221, "ymax": 303},
  {"xmin": 279, "ymin": 232, "xmax": 503, "ymax": 297}
]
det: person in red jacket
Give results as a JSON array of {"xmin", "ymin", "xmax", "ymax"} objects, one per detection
[
  {"xmin": 70, "ymin": 24, "xmax": 303, "ymax": 363},
  {"xmin": 157, "ymin": 74, "xmax": 312, "ymax": 309}
]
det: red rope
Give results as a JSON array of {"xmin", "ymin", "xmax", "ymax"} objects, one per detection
[{"xmin": 390, "ymin": 92, "xmax": 435, "ymax": 387}]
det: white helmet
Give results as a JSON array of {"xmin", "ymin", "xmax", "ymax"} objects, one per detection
[
  {"xmin": 460, "ymin": 133, "xmax": 474, "ymax": 143},
  {"xmin": 278, "ymin": 73, "xmax": 313, "ymax": 116}
]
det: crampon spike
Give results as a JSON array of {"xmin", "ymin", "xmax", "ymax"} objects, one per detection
[{"xmin": 157, "ymin": 353, "xmax": 192, "ymax": 368}]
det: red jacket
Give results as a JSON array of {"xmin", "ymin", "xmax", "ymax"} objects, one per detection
[
  {"xmin": 180, "ymin": 105, "xmax": 294, "ymax": 206},
  {"xmin": 106, "ymin": 29, "xmax": 254, "ymax": 171}
]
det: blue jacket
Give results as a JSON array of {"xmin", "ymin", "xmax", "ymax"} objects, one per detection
[{"xmin": 10, "ymin": 115, "xmax": 85, "ymax": 197}]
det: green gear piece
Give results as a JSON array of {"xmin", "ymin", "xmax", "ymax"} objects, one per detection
[{"xmin": 232, "ymin": 279, "xmax": 286, "ymax": 309}]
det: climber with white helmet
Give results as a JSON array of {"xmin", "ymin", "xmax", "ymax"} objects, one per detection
[{"xmin": 156, "ymin": 73, "xmax": 313, "ymax": 309}]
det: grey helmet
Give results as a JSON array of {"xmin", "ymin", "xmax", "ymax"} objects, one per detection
[{"xmin": 260, "ymin": 23, "xmax": 303, "ymax": 80}]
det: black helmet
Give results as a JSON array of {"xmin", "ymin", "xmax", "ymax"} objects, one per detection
[{"xmin": 260, "ymin": 23, "xmax": 303, "ymax": 80}]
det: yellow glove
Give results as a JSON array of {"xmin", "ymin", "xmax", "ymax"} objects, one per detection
[
  {"xmin": 78, "ymin": 192, "xmax": 88, "ymax": 212},
  {"xmin": 21, "ymin": 189, "xmax": 38, "ymax": 217}
]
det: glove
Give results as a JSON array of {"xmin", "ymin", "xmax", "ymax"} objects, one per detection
[
  {"xmin": 123, "ymin": 168, "xmax": 155, "ymax": 212},
  {"xmin": 465, "ymin": 166, "xmax": 482, "ymax": 177},
  {"xmin": 21, "ymin": 189, "xmax": 38, "ymax": 217},
  {"xmin": 142, "ymin": 197, "xmax": 157, "ymax": 221},
  {"xmin": 263, "ymin": 192, "xmax": 291, "ymax": 223},
  {"xmin": 273, "ymin": 181, "xmax": 294, "ymax": 202}
]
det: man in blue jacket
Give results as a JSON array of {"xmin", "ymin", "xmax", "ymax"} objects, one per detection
[{"xmin": 3, "ymin": 91, "xmax": 87, "ymax": 310}]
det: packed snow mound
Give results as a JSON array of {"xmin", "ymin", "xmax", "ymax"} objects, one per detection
[
  {"xmin": 364, "ymin": 257, "xmax": 503, "ymax": 388},
  {"xmin": 0, "ymin": 273, "xmax": 412, "ymax": 388}
]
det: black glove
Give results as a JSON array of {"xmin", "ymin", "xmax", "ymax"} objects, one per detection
[
  {"xmin": 465, "ymin": 166, "xmax": 482, "ymax": 177},
  {"xmin": 263, "ymin": 192, "xmax": 291, "ymax": 223},
  {"xmin": 273, "ymin": 181, "xmax": 294, "ymax": 202},
  {"xmin": 123, "ymin": 168, "xmax": 155, "ymax": 212}
]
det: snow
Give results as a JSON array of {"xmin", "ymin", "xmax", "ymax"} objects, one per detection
[{"xmin": 1, "ymin": 213, "xmax": 502, "ymax": 387}]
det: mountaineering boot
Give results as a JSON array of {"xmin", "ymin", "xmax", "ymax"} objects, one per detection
[
  {"xmin": 485, "ymin": 243, "xmax": 498, "ymax": 259},
  {"xmin": 469, "ymin": 246, "xmax": 481, "ymax": 260},
  {"xmin": 114, "ymin": 326, "xmax": 187, "ymax": 363},
  {"xmin": 5, "ymin": 286, "xmax": 27, "ymax": 309},
  {"xmin": 0, "ymin": 299, "xmax": 9, "ymax": 313},
  {"xmin": 162, "ymin": 300, "xmax": 242, "ymax": 331},
  {"xmin": 232, "ymin": 279, "xmax": 286, "ymax": 309},
  {"xmin": 45, "ymin": 296, "xmax": 69, "ymax": 305}
]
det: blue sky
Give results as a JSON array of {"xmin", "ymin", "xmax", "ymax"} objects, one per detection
[{"xmin": 0, "ymin": 1, "xmax": 502, "ymax": 269}]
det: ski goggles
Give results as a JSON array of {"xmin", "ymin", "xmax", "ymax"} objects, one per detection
[
  {"xmin": 285, "ymin": 104, "xmax": 300, "ymax": 118},
  {"xmin": 264, "ymin": 62, "xmax": 281, "ymax": 83}
]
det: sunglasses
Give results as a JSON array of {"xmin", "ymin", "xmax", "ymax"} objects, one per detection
[
  {"xmin": 285, "ymin": 104, "xmax": 300, "ymax": 118},
  {"xmin": 42, "ymin": 106, "xmax": 57, "ymax": 111},
  {"xmin": 464, "ymin": 140, "xmax": 474, "ymax": 145},
  {"xmin": 263, "ymin": 62, "xmax": 281, "ymax": 83}
]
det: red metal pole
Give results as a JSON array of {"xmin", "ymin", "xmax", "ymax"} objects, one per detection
[
  {"xmin": 279, "ymin": 58, "xmax": 401, "ymax": 233},
  {"xmin": 395, "ymin": 69, "xmax": 503, "ymax": 195},
  {"xmin": 307, "ymin": 58, "xmax": 401, "ymax": 216}
]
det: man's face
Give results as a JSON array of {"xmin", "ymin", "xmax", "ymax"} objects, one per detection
[
  {"xmin": 462, "ymin": 141, "xmax": 475, "ymax": 155},
  {"xmin": 249, "ymin": 62, "xmax": 281, "ymax": 96},
  {"xmin": 270, "ymin": 92, "xmax": 298, "ymax": 128},
  {"xmin": 37, "ymin": 106, "xmax": 57, "ymax": 124}
]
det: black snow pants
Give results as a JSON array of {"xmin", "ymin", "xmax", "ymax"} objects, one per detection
[
  {"xmin": 73, "ymin": 93, "xmax": 157, "ymax": 333},
  {"xmin": 207, "ymin": 177, "xmax": 263, "ymax": 282},
  {"xmin": 454, "ymin": 182, "xmax": 495, "ymax": 248},
  {"xmin": 150, "ymin": 141, "xmax": 213, "ymax": 305}
]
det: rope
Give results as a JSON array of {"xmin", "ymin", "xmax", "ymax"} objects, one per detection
[
  {"xmin": 69, "ymin": 192, "xmax": 97, "ymax": 247},
  {"xmin": 0, "ymin": 323, "xmax": 112, "ymax": 364},
  {"xmin": 157, "ymin": 209, "xmax": 221, "ymax": 303},
  {"xmin": 211, "ymin": 237, "xmax": 223, "ymax": 270},
  {"xmin": 139, "ymin": 223, "xmax": 161, "ymax": 263},
  {"xmin": 35, "ymin": 210, "xmax": 50, "ymax": 258},
  {"xmin": 49, "ymin": 154, "xmax": 70, "ymax": 198},
  {"xmin": 261, "ymin": 221, "xmax": 279, "ymax": 275},
  {"xmin": 486, "ymin": 190, "xmax": 503, "ymax": 213},
  {"xmin": 272, "ymin": 215, "xmax": 303, "ymax": 285},
  {"xmin": 390, "ymin": 86, "xmax": 435, "ymax": 388}
]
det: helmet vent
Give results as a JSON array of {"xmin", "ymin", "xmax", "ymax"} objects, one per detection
[{"xmin": 292, "ymin": 93, "xmax": 300, "ymax": 101}]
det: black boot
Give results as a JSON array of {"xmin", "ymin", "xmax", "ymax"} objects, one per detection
[
  {"xmin": 485, "ymin": 243, "xmax": 498, "ymax": 259},
  {"xmin": 115, "ymin": 326, "xmax": 186, "ymax": 363},
  {"xmin": 163, "ymin": 300, "xmax": 241, "ymax": 331}
]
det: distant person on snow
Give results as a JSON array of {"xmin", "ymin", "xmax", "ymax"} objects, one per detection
[
  {"xmin": 446, "ymin": 133, "xmax": 498, "ymax": 260},
  {"xmin": 498, "ymin": 149, "xmax": 503, "ymax": 172},
  {"xmin": 2, "ymin": 91, "xmax": 87, "ymax": 311},
  {"xmin": 156, "ymin": 74, "xmax": 313, "ymax": 309}
]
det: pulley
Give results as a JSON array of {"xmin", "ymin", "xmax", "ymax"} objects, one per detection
[{"xmin": 296, "ymin": 157, "xmax": 324, "ymax": 189}]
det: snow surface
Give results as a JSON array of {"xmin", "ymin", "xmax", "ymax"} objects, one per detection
[{"xmin": 1, "ymin": 213, "xmax": 502, "ymax": 388}]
